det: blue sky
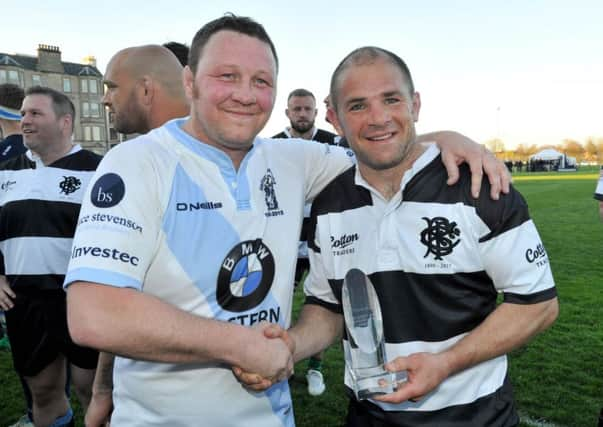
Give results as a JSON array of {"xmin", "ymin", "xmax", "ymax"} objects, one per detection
[{"xmin": 3, "ymin": 0, "xmax": 602, "ymax": 148}]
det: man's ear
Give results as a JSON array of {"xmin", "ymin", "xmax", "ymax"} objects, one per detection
[
  {"xmin": 412, "ymin": 91, "xmax": 421, "ymax": 122},
  {"xmin": 327, "ymin": 108, "xmax": 344, "ymax": 137},
  {"xmin": 60, "ymin": 114, "xmax": 73, "ymax": 136},
  {"xmin": 183, "ymin": 66, "xmax": 194, "ymax": 100},
  {"xmin": 140, "ymin": 76, "xmax": 154, "ymax": 106}
]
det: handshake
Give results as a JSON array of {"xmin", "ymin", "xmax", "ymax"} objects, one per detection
[{"xmin": 232, "ymin": 322, "xmax": 296, "ymax": 391}]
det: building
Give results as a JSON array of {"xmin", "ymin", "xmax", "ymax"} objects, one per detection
[{"xmin": 0, "ymin": 44, "xmax": 116, "ymax": 154}]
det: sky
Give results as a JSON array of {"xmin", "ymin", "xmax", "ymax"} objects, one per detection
[{"xmin": 3, "ymin": 0, "xmax": 602, "ymax": 149}]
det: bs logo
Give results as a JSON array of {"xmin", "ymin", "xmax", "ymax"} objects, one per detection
[
  {"xmin": 91, "ymin": 173, "xmax": 125, "ymax": 208},
  {"xmin": 217, "ymin": 239, "xmax": 275, "ymax": 312}
]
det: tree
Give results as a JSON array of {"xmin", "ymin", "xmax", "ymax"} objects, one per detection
[
  {"xmin": 526, "ymin": 144, "xmax": 539, "ymax": 157},
  {"xmin": 560, "ymin": 139, "xmax": 585, "ymax": 163},
  {"xmin": 484, "ymin": 138, "xmax": 505, "ymax": 154},
  {"xmin": 583, "ymin": 137, "xmax": 598, "ymax": 163},
  {"xmin": 513, "ymin": 144, "xmax": 529, "ymax": 161},
  {"xmin": 595, "ymin": 138, "xmax": 603, "ymax": 163}
]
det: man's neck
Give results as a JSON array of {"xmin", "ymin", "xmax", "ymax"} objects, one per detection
[
  {"xmin": 181, "ymin": 117, "xmax": 250, "ymax": 171},
  {"xmin": 359, "ymin": 142, "xmax": 426, "ymax": 201},
  {"xmin": 288, "ymin": 126, "xmax": 315, "ymax": 140},
  {"xmin": 36, "ymin": 139, "xmax": 76, "ymax": 166},
  {"xmin": 151, "ymin": 99, "xmax": 190, "ymax": 130}
]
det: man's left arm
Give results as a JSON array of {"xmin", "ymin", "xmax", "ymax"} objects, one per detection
[
  {"xmin": 375, "ymin": 298, "xmax": 558, "ymax": 403},
  {"xmin": 377, "ymin": 185, "xmax": 557, "ymax": 404},
  {"xmin": 418, "ymin": 130, "xmax": 510, "ymax": 199}
]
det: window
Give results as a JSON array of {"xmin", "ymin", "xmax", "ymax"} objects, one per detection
[
  {"xmin": 63, "ymin": 78, "xmax": 71, "ymax": 92},
  {"xmin": 82, "ymin": 103, "xmax": 101, "ymax": 118},
  {"xmin": 84, "ymin": 126, "xmax": 103, "ymax": 141},
  {"xmin": 90, "ymin": 103, "xmax": 100, "ymax": 118},
  {"xmin": 8, "ymin": 70, "xmax": 23, "ymax": 86},
  {"xmin": 109, "ymin": 128, "xmax": 118, "ymax": 140},
  {"xmin": 0, "ymin": 70, "xmax": 24, "ymax": 86},
  {"xmin": 32, "ymin": 75, "xmax": 41, "ymax": 86},
  {"xmin": 80, "ymin": 78, "xmax": 98, "ymax": 94}
]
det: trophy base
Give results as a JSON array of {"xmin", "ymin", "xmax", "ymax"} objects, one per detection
[{"xmin": 352, "ymin": 369, "xmax": 396, "ymax": 400}]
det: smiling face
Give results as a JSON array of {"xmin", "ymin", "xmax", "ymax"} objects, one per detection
[
  {"xmin": 20, "ymin": 94, "xmax": 67, "ymax": 154},
  {"xmin": 183, "ymin": 30, "xmax": 277, "ymax": 165},
  {"xmin": 330, "ymin": 56, "xmax": 421, "ymax": 174}
]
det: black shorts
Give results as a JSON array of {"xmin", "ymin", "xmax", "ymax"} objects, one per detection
[
  {"xmin": 344, "ymin": 390, "xmax": 520, "ymax": 427},
  {"xmin": 5, "ymin": 288, "xmax": 98, "ymax": 377},
  {"xmin": 344, "ymin": 398, "xmax": 392, "ymax": 427}
]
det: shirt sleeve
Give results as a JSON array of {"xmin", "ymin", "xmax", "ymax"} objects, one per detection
[
  {"xmin": 477, "ymin": 187, "xmax": 556, "ymax": 304},
  {"xmin": 299, "ymin": 141, "xmax": 355, "ymax": 203},
  {"xmin": 64, "ymin": 140, "xmax": 164, "ymax": 290},
  {"xmin": 303, "ymin": 200, "xmax": 342, "ymax": 313}
]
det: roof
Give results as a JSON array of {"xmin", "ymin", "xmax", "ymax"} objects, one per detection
[
  {"xmin": 530, "ymin": 149, "xmax": 564, "ymax": 161},
  {"xmin": 0, "ymin": 52, "xmax": 102, "ymax": 77}
]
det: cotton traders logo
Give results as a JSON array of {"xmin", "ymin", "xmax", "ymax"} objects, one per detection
[
  {"xmin": 59, "ymin": 176, "xmax": 81, "ymax": 195},
  {"xmin": 217, "ymin": 239, "xmax": 275, "ymax": 312},
  {"xmin": 1, "ymin": 180, "xmax": 15, "ymax": 191},
  {"xmin": 331, "ymin": 233, "xmax": 358, "ymax": 256},
  {"xmin": 420, "ymin": 216, "xmax": 461, "ymax": 260},
  {"xmin": 91, "ymin": 173, "xmax": 125, "ymax": 208},
  {"xmin": 259, "ymin": 168, "xmax": 284, "ymax": 217},
  {"xmin": 525, "ymin": 243, "xmax": 548, "ymax": 267}
]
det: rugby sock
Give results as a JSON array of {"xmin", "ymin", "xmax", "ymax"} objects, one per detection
[
  {"xmin": 48, "ymin": 407, "xmax": 73, "ymax": 427},
  {"xmin": 308, "ymin": 356, "xmax": 322, "ymax": 372}
]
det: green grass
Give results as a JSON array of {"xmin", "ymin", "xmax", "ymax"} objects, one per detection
[
  {"xmin": 506, "ymin": 166, "xmax": 603, "ymax": 427},
  {"xmin": 1, "ymin": 167, "xmax": 601, "ymax": 426}
]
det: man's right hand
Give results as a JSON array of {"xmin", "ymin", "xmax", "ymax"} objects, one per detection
[
  {"xmin": 85, "ymin": 390, "xmax": 113, "ymax": 427},
  {"xmin": 0, "ymin": 275, "xmax": 15, "ymax": 310},
  {"xmin": 233, "ymin": 323, "xmax": 294, "ymax": 391}
]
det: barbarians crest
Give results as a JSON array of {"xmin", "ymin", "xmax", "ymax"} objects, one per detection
[
  {"xmin": 59, "ymin": 176, "xmax": 82, "ymax": 195},
  {"xmin": 420, "ymin": 216, "xmax": 461, "ymax": 260}
]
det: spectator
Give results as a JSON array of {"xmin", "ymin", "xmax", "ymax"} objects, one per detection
[{"xmin": 0, "ymin": 86, "xmax": 101, "ymax": 427}]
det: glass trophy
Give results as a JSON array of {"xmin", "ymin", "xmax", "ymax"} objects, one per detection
[{"xmin": 342, "ymin": 268, "xmax": 397, "ymax": 400}]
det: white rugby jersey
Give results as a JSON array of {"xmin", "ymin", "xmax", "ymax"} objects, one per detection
[
  {"xmin": 272, "ymin": 128, "xmax": 345, "ymax": 260},
  {"xmin": 64, "ymin": 118, "xmax": 354, "ymax": 427},
  {"xmin": 305, "ymin": 145, "xmax": 556, "ymax": 427},
  {"xmin": 594, "ymin": 166, "xmax": 603, "ymax": 201},
  {"xmin": 0, "ymin": 146, "xmax": 100, "ymax": 290}
]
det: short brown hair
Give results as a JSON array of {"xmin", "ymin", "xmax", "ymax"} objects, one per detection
[
  {"xmin": 0, "ymin": 83, "xmax": 25, "ymax": 110},
  {"xmin": 287, "ymin": 88, "xmax": 315, "ymax": 101},
  {"xmin": 188, "ymin": 13, "xmax": 278, "ymax": 76},
  {"xmin": 330, "ymin": 47, "xmax": 414, "ymax": 111}
]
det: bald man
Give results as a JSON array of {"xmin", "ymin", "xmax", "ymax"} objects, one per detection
[
  {"xmin": 102, "ymin": 44, "xmax": 189, "ymax": 135},
  {"xmin": 85, "ymin": 45, "xmax": 190, "ymax": 427}
]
